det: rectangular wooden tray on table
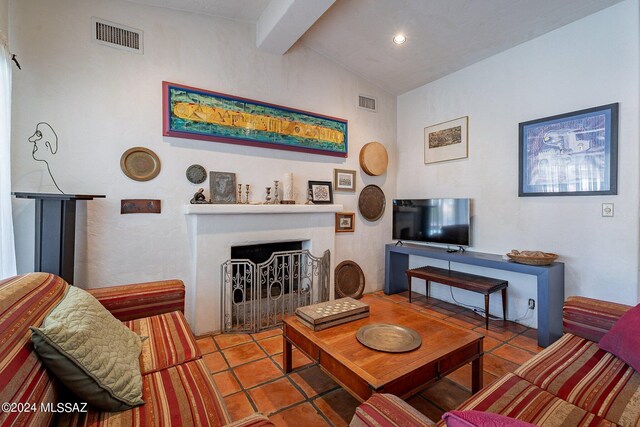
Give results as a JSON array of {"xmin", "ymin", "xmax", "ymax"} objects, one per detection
[{"xmin": 283, "ymin": 296, "xmax": 484, "ymax": 402}]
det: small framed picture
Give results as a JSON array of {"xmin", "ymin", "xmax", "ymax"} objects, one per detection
[
  {"xmin": 424, "ymin": 116, "xmax": 469, "ymax": 164},
  {"xmin": 308, "ymin": 180, "xmax": 333, "ymax": 204},
  {"xmin": 335, "ymin": 212, "xmax": 355, "ymax": 232},
  {"xmin": 210, "ymin": 171, "xmax": 237, "ymax": 204},
  {"xmin": 333, "ymin": 169, "xmax": 356, "ymax": 192}
]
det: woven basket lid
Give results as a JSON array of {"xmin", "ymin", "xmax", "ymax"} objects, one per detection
[
  {"xmin": 335, "ymin": 261, "xmax": 365, "ymax": 299},
  {"xmin": 359, "ymin": 142, "xmax": 388, "ymax": 176}
]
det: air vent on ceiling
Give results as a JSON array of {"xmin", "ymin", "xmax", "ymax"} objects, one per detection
[
  {"xmin": 92, "ymin": 17, "xmax": 143, "ymax": 54},
  {"xmin": 358, "ymin": 94, "xmax": 377, "ymax": 112}
]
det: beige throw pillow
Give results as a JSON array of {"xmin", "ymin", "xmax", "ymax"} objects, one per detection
[{"xmin": 31, "ymin": 285, "xmax": 144, "ymax": 411}]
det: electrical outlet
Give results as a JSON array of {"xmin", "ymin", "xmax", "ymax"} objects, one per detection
[
  {"xmin": 528, "ymin": 299, "xmax": 535, "ymax": 310},
  {"xmin": 602, "ymin": 203, "xmax": 614, "ymax": 217}
]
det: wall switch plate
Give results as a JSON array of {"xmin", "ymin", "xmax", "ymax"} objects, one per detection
[{"xmin": 602, "ymin": 203, "xmax": 614, "ymax": 217}]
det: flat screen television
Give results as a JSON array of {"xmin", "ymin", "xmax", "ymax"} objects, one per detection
[{"xmin": 392, "ymin": 199, "xmax": 471, "ymax": 246}]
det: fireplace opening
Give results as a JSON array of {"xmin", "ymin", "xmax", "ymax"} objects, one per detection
[{"xmin": 231, "ymin": 241, "xmax": 302, "ymax": 264}]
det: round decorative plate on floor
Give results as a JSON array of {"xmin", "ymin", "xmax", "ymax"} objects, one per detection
[
  {"xmin": 356, "ymin": 324, "xmax": 422, "ymax": 353},
  {"xmin": 186, "ymin": 164, "xmax": 207, "ymax": 184},
  {"xmin": 335, "ymin": 260, "xmax": 365, "ymax": 299},
  {"xmin": 358, "ymin": 184, "xmax": 386, "ymax": 221},
  {"xmin": 120, "ymin": 147, "xmax": 161, "ymax": 182},
  {"xmin": 359, "ymin": 142, "xmax": 388, "ymax": 176}
]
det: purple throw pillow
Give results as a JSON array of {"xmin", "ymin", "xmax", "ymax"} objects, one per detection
[
  {"xmin": 598, "ymin": 303, "xmax": 640, "ymax": 372},
  {"xmin": 442, "ymin": 410, "xmax": 536, "ymax": 427}
]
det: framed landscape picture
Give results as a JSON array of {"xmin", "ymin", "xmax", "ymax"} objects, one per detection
[
  {"xmin": 424, "ymin": 116, "xmax": 468, "ymax": 164},
  {"xmin": 333, "ymin": 168, "xmax": 356, "ymax": 192},
  {"xmin": 335, "ymin": 212, "xmax": 355, "ymax": 232},
  {"xmin": 163, "ymin": 82, "xmax": 348, "ymax": 157},
  {"xmin": 308, "ymin": 181, "xmax": 333, "ymax": 204},
  {"xmin": 519, "ymin": 103, "xmax": 618, "ymax": 197}
]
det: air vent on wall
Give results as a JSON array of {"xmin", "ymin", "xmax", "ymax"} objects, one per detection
[
  {"xmin": 358, "ymin": 94, "xmax": 377, "ymax": 112},
  {"xmin": 92, "ymin": 17, "xmax": 143, "ymax": 54}
]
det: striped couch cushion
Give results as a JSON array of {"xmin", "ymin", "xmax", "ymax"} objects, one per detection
[
  {"xmin": 87, "ymin": 280, "xmax": 185, "ymax": 322},
  {"xmin": 515, "ymin": 333, "xmax": 640, "ymax": 426},
  {"xmin": 454, "ymin": 373, "xmax": 616, "ymax": 427},
  {"xmin": 0, "ymin": 273, "xmax": 68, "ymax": 427},
  {"xmin": 124, "ymin": 311, "xmax": 201, "ymax": 375},
  {"xmin": 350, "ymin": 393, "xmax": 436, "ymax": 427},
  {"xmin": 59, "ymin": 358, "xmax": 232, "ymax": 427},
  {"xmin": 563, "ymin": 296, "xmax": 630, "ymax": 343}
]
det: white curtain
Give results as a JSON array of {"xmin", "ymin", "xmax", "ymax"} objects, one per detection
[{"xmin": 0, "ymin": 34, "xmax": 16, "ymax": 279}]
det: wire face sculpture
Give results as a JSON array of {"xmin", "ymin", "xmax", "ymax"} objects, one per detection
[{"xmin": 28, "ymin": 122, "xmax": 64, "ymax": 193}]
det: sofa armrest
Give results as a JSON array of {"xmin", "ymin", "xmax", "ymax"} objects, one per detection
[
  {"xmin": 563, "ymin": 296, "xmax": 630, "ymax": 342},
  {"xmin": 87, "ymin": 279, "xmax": 185, "ymax": 321},
  {"xmin": 351, "ymin": 394, "xmax": 436, "ymax": 427}
]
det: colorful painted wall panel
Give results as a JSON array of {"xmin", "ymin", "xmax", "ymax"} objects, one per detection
[{"xmin": 162, "ymin": 82, "xmax": 348, "ymax": 157}]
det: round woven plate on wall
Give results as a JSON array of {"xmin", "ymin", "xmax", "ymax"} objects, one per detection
[
  {"xmin": 358, "ymin": 184, "xmax": 386, "ymax": 221},
  {"xmin": 359, "ymin": 141, "xmax": 388, "ymax": 176},
  {"xmin": 335, "ymin": 260, "xmax": 365, "ymax": 299}
]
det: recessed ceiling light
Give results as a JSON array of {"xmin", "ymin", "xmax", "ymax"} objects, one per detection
[{"xmin": 393, "ymin": 34, "xmax": 406, "ymax": 45}]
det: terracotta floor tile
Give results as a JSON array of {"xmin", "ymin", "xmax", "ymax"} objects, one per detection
[
  {"xmin": 273, "ymin": 349, "xmax": 314, "ymax": 371},
  {"xmin": 314, "ymin": 388, "xmax": 360, "ymax": 427},
  {"xmin": 434, "ymin": 300, "xmax": 465, "ymax": 313},
  {"xmin": 214, "ymin": 333, "xmax": 253, "ymax": 349},
  {"xmin": 234, "ymin": 358, "xmax": 283, "ymax": 389},
  {"xmin": 258, "ymin": 335, "xmax": 284, "ymax": 355},
  {"xmin": 290, "ymin": 365, "xmax": 338, "ymax": 398},
  {"xmin": 451, "ymin": 311, "xmax": 486, "ymax": 327},
  {"xmin": 269, "ymin": 402, "xmax": 329, "ymax": 427},
  {"xmin": 196, "ymin": 336, "xmax": 217, "ymax": 354},
  {"xmin": 387, "ymin": 293, "xmax": 411, "ymax": 303},
  {"xmin": 406, "ymin": 395, "xmax": 442, "ymax": 424},
  {"xmin": 483, "ymin": 353, "xmax": 519, "ymax": 377},
  {"xmin": 420, "ymin": 378, "xmax": 471, "ymax": 410},
  {"xmin": 521, "ymin": 328, "xmax": 538, "ymax": 340},
  {"xmin": 224, "ymin": 392, "xmax": 256, "ymax": 421},
  {"xmin": 252, "ymin": 328, "xmax": 282, "ymax": 341},
  {"xmin": 222, "ymin": 342, "xmax": 267, "ymax": 367},
  {"xmin": 398, "ymin": 301, "xmax": 425, "ymax": 311},
  {"xmin": 492, "ymin": 343, "xmax": 536, "ymax": 365},
  {"xmin": 482, "ymin": 336, "xmax": 502, "ymax": 351},
  {"xmin": 212, "ymin": 370, "xmax": 241, "ymax": 396},
  {"xmin": 419, "ymin": 307, "xmax": 448, "ymax": 319},
  {"xmin": 426, "ymin": 305, "xmax": 457, "ymax": 317},
  {"xmin": 445, "ymin": 363, "xmax": 500, "ymax": 391},
  {"xmin": 474, "ymin": 326, "xmax": 518, "ymax": 341},
  {"xmin": 248, "ymin": 377, "xmax": 305, "ymax": 415},
  {"xmin": 446, "ymin": 316, "xmax": 479, "ymax": 330},
  {"xmin": 509, "ymin": 334, "xmax": 544, "ymax": 353},
  {"xmin": 202, "ymin": 351, "xmax": 229, "ymax": 373}
]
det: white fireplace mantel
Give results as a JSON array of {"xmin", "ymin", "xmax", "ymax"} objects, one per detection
[
  {"xmin": 184, "ymin": 204, "xmax": 343, "ymax": 215},
  {"xmin": 184, "ymin": 203, "xmax": 341, "ymax": 334}
]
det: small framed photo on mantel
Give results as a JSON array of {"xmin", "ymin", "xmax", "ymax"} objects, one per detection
[
  {"xmin": 335, "ymin": 212, "xmax": 355, "ymax": 232},
  {"xmin": 424, "ymin": 116, "xmax": 469, "ymax": 164},
  {"xmin": 333, "ymin": 169, "xmax": 356, "ymax": 192},
  {"xmin": 308, "ymin": 180, "xmax": 333, "ymax": 204}
]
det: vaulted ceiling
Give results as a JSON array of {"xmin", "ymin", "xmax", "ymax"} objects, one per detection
[{"xmin": 127, "ymin": 0, "xmax": 624, "ymax": 95}]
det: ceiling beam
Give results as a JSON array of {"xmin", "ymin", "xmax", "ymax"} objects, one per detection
[{"xmin": 256, "ymin": 0, "xmax": 335, "ymax": 55}]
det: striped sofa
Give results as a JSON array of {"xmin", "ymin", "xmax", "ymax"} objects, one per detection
[
  {"xmin": 352, "ymin": 296, "xmax": 639, "ymax": 427},
  {"xmin": 0, "ymin": 273, "xmax": 272, "ymax": 427}
]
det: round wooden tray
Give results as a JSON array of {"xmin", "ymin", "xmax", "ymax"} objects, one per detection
[
  {"xmin": 186, "ymin": 164, "xmax": 207, "ymax": 184},
  {"xmin": 506, "ymin": 251, "xmax": 558, "ymax": 266},
  {"xmin": 356, "ymin": 323, "xmax": 422, "ymax": 353},
  {"xmin": 359, "ymin": 142, "xmax": 388, "ymax": 176},
  {"xmin": 358, "ymin": 185, "xmax": 386, "ymax": 221},
  {"xmin": 335, "ymin": 260, "xmax": 365, "ymax": 299},
  {"xmin": 120, "ymin": 147, "xmax": 161, "ymax": 182}
]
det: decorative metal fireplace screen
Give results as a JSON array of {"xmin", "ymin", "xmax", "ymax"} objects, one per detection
[{"xmin": 221, "ymin": 249, "xmax": 330, "ymax": 333}]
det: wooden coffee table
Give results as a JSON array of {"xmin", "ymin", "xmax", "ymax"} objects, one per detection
[{"xmin": 282, "ymin": 296, "xmax": 484, "ymax": 402}]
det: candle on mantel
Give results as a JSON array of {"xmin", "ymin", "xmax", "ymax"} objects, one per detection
[{"xmin": 283, "ymin": 173, "xmax": 294, "ymax": 201}]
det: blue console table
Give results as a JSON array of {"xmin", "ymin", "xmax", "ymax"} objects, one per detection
[{"xmin": 385, "ymin": 243, "xmax": 565, "ymax": 347}]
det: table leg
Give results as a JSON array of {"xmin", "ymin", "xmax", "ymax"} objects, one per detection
[
  {"xmin": 502, "ymin": 288, "xmax": 507, "ymax": 321},
  {"xmin": 472, "ymin": 343, "xmax": 484, "ymax": 394},
  {"xmin": 283, "ymin": 337, "xmax": 293, "ymax": 373},
  {"xmin": 407, "ymin": 274, "xmax": 412, "ymax": 303},
  {"xmin": 484, "ymin": 294, "xmax": 489, "ymax": 329}
]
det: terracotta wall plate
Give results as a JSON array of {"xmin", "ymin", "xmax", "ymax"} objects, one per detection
[
  {"xmin": 358, "ymin": 184, "xmax": 386, "ymax": 221},
  {"xmin": 334, "ymin": 260, "xmax": 365, "ymax": 299},
  {"xmin": 359, "ymin": 141, "xmax": 388, "ymax": 176},
  {"xmin": 120, "ymin": 147, "xmax": 161, "ymax": 181}
]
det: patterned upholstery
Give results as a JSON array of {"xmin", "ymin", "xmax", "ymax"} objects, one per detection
[
  {"xmin": 124, "ymin": 311, "xmax": 201, "ymax": 375},
  {"xmin": 350, "ymin": 394, "xmax": 435, "ymax": 427},
  {"xmin": 515, "ymin": 333, "xmax": 640, "ymax": 426},
  {"xmin": 87, "ymin": 280, "xmax": 185, "ymax": 321},
  {"xmin": 563, "ymin": 296, "xmax": 630, "ymax": 343},
  {"xmin": 0, "ymin": 273, "xmax": 67, "ymax": 427},
  {"xmin": 453, "ymin": 373, "xmax": 617, "ymax": 427},
  {"xmin": 60, "ymin": 359, "xmax": 232, "ymax": 426}
]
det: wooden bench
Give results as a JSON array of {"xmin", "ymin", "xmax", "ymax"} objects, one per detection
[{"xmin": 406, "ymin": 266, "xmax": 508, "ymax": 329}]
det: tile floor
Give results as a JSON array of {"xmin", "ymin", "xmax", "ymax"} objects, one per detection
[{"xmin": 195, "ymin": 291, "xmax": 544, "ymax": 426}]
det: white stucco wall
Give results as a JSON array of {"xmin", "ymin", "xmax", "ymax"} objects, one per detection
[
  {"xmin": 10, "ymin": 0, "xmax": 396, "ymax": 301},
  {"xmin": 397, "ymin": 0, "xmax": 640, "ymax": 316}
]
